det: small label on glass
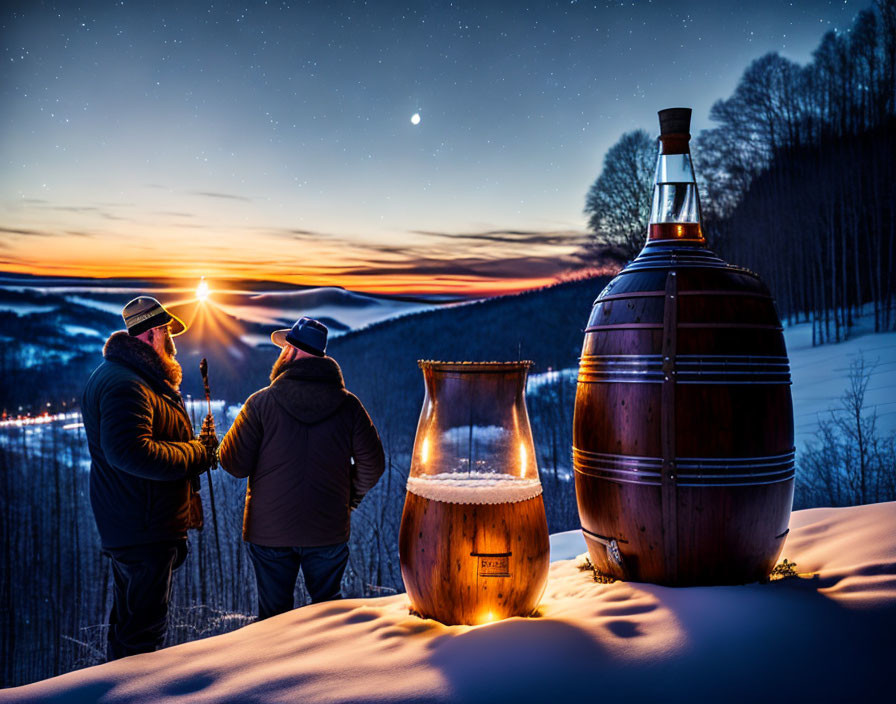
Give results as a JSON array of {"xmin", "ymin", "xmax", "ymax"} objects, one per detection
[{"xmin": 478, "ymin": 555, "xmax": 510, "ymax": 578}]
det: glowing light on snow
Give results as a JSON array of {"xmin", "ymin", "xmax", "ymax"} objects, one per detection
[
  {"xmin": 410, "ymin": 113, "xmax": 421, "ymax": 125},
  {"xmin": 196, "ymin": 277, "xmax": 211, "ymax": 302},
  {"xmin": 0, "ymin": 411, "xmax": 82, "ymax": 428}
]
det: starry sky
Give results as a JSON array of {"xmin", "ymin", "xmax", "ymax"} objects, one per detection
[{"xmin": 0, "ymin": 0, "xmax": 871, "ymax": 294}]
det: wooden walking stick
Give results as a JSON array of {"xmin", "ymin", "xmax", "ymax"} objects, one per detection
[{"xmin": 199, "ymin": 358, "xmax": 225, "ymax": 596}]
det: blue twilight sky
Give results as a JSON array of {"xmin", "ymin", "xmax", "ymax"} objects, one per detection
[{"xmin": 0, "ymin": 0, "xmax": 872, "ymax": 293}]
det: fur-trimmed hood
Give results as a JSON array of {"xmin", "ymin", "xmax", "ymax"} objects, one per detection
[
  {"xmin": 103, "ymin": 330, "xmax": 183, "ymax": 393},
  {"xmin": 269, "ymin": 356, "xmax": 349, "ymax": 424}
]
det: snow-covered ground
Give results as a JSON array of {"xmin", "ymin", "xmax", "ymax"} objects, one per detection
[
  {"xmin": 3, "ymin": 501, "xmax": 892, "ymax": 703},
  {"xmin": 787, "ymin": 315, "xmax": 896, "ymax": 448}
]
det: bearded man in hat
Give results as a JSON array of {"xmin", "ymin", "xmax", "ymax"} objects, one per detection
[
  {"xmin": 219, "ymin": 316, "xmax": 384, "ymax": 619},
  {"xmin": 81, "ymin": 296, "xmax": 218, "ymax": 660}
]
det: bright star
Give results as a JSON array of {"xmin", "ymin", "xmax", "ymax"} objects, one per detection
[{"xmin": 411, "ymin": 112, "xmax": 421, "ymax": 125}]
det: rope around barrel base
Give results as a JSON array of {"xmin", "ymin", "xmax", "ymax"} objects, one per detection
[{"xmin": 577, "ymin": 555, "xmax": 617, "ymax": 584}]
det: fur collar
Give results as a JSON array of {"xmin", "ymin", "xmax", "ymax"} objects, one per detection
[{"xmin": 103, "ymin": 330, "xmax": 183, "ymax": 393}]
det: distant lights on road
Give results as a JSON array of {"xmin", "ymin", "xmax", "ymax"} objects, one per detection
[{"xmin": 0, "ymin": 411, "xmax": 82, "ymax": 428}]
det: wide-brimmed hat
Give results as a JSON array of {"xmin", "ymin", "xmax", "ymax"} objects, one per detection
[
  {"xmin": 271, "ymin": 316, "xmax": 328, "ymax": 357},
  {"xmin": 122, "ymin": 296, "xmax": 187, "ymax": 337}
]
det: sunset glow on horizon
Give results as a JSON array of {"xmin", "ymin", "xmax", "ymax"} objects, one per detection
[
  {"xmin": 0, "ymin": 1, "xmax": 863, "ymax": 296},
  {"xmin": 0, "ymin": 211, "xmax": 592, "ymax": 294},
  {"xmin": 0, "ymin": 246, "xmax": 588, "ymax": 296}
]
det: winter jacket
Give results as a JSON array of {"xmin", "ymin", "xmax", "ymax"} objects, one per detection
[
  {"xmin": 82, "ymin": 332, "xmax": 208, "ymax": 549},
  {"xmin": 220, "ymin": 356, "xmax": 385, "ymax": 547}
]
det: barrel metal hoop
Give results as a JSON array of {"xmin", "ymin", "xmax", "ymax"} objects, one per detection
[
  {"xmin": 584, "ymin": 323, "xmax": 664, "ymax": 332},
  {"xmin": 573, "ymin": 447, "xmax": 663, "ymax": 486},
  {"xmin": 595, "ymin": 290, "xmax": 666, "ymax": 302},
  {"xmin": 621, "ymin": 262, "xmax": 729, "ymax": 271},
  {"xmin": 585, "ymin": 322, "xmax": 784, "ymax": 332},
  {"xmin": 676, "ymin": 476, "xmax": 795, "ymax": 487},
  {"xmin": 574, "ymin": 473, "xmax": 662, "ymax": 486},
  {"xmin": 574, "ymin": 448, "xmax": 796, "ymax": 486},
  {"xmin": 577, "ymin": 353, "xmax": 792, "ymax": 384},
  {"xmin": 677, "ymin": 380, "xmax": 793, "ymax": 385},
  {"xmin": 661, "ymin": 271, "xmax": 678, "ymax": 581},
  {"xmin": 595, "ymin": 290, "xmax": 774, "ymax": 302},
  {"xmin": 573, "ymin": 465, "xmax": 795, "ymax": 487},
  {"xmin": 677, "ymin": 290, "xmax": 774, "ymax": 300},
  {"xmin": 677, "ymin": 323, "xmax": 784, "ymax": 330},
  {"xmin": 676, "ymin": 449, "xmax": 796, "ymax": 468}
]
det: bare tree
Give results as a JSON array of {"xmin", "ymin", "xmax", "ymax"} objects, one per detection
[
  {"xmin": 797, "ymin": 356, "xmax": 896, "ymax": 508},
  {"xmin": 583, "ymin": 129, "xmax": 656, "ymax": 262}
]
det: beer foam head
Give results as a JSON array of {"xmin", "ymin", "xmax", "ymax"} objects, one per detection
[{"xmin": 406, "ymin": 472, "xmax": 543, "ymax": 505}]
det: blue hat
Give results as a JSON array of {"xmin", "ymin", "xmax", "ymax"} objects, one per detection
[{"xmin": 271, "ymin": 317, "xmax": 328, "ymax": 357}]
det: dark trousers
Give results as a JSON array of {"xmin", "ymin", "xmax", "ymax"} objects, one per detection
[
  {"xmin": 104, "ymin": 539, "xmax": 187, "ymax": 661},
  {"xmin": 247, "ymin": 542, "xmax": 349, "ymax": 620}
]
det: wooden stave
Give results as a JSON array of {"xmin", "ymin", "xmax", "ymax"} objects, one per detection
[
  {"xmin": 398, "ymin": 491, "xmax": 550, "ymax": 625},
  {"xmin": 575, "ymin": 476, "xmax": 793, "ymax": 584},
  {"xmin": 573, "ymin": 258, "xmax": 795, "ymax": 586}
]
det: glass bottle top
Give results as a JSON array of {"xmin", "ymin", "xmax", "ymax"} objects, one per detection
[
  {"xmin": 406, "ymin": 361, "xmax": 542, "ymax": 505},
  {"xmin": 647, "ymin": 107, "xmax": 705, "ymax": 243}
]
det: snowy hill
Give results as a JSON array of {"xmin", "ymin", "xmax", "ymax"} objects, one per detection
[
  {"xmin": 786, "ymin": 315, "xmax": 896, "ymax": 447},
  {"xmin": 0, "ymin": 279, "xmax": 442, "ymax": 340},
  {"xmin": 3, "ymin": 502, "xmax": 893, "ymax": 703}
]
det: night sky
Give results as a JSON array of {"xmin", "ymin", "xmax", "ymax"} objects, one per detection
[{"xmin": 0, "ymin": 0, "xmax": 870, "ymax": 294}]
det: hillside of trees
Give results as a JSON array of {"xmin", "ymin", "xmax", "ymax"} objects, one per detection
[{"xmin": 585, "ymin": 0, "xmax": 896, "ymax": 344}]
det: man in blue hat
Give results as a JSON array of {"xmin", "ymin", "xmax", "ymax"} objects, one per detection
[
  {"xmin": 219, "ymin": 316, "xmax": 385, "ymax": 619},
  {"xmin": 82, "ymin": 296, "xmax": 218, "ymax": 660}
]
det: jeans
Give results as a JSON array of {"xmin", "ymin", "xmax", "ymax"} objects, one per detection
[
  {"xmin": 247, "ymin": 542, "xmax": 349, "ymax": 620},
  {"xmin": 104, "ymin": 539, "xmax": 187, "ymax": 661}
]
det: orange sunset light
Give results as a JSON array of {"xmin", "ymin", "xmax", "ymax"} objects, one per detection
[
  {"xmin": 0, "ymin": 214, "xmax": 589, "ymax": 296},
  {"xmin": 0, "ymin": 259, "xmax": 573, "ymax": 297}
]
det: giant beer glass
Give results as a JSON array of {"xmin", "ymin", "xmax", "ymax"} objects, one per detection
[{"xmin": 399, "ymin": 361, "xmax": 550, "ymax": 625}]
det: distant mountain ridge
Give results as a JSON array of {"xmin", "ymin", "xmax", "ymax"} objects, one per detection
[
  {"xmin": 0, "ymin": 275, "xmax": 608, "ymax": 412},
  {"xmin": 0, "ymin": 271, "xmax": 469, "ymax": 304}
]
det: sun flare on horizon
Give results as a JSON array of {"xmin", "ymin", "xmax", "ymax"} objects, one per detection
[{"xmin": 196, "ymin": 278, "xmax": 211, "ymax": 302}]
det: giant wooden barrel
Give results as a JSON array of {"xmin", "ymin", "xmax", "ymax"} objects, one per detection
[{"xmin": 573, "ymin": 242, "xmax": 795, "ymax": 585}]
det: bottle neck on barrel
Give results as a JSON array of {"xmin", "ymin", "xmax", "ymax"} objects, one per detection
[{"xmin": 646, "ymin": 133, "xmax": 705, "ymax": 244}]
